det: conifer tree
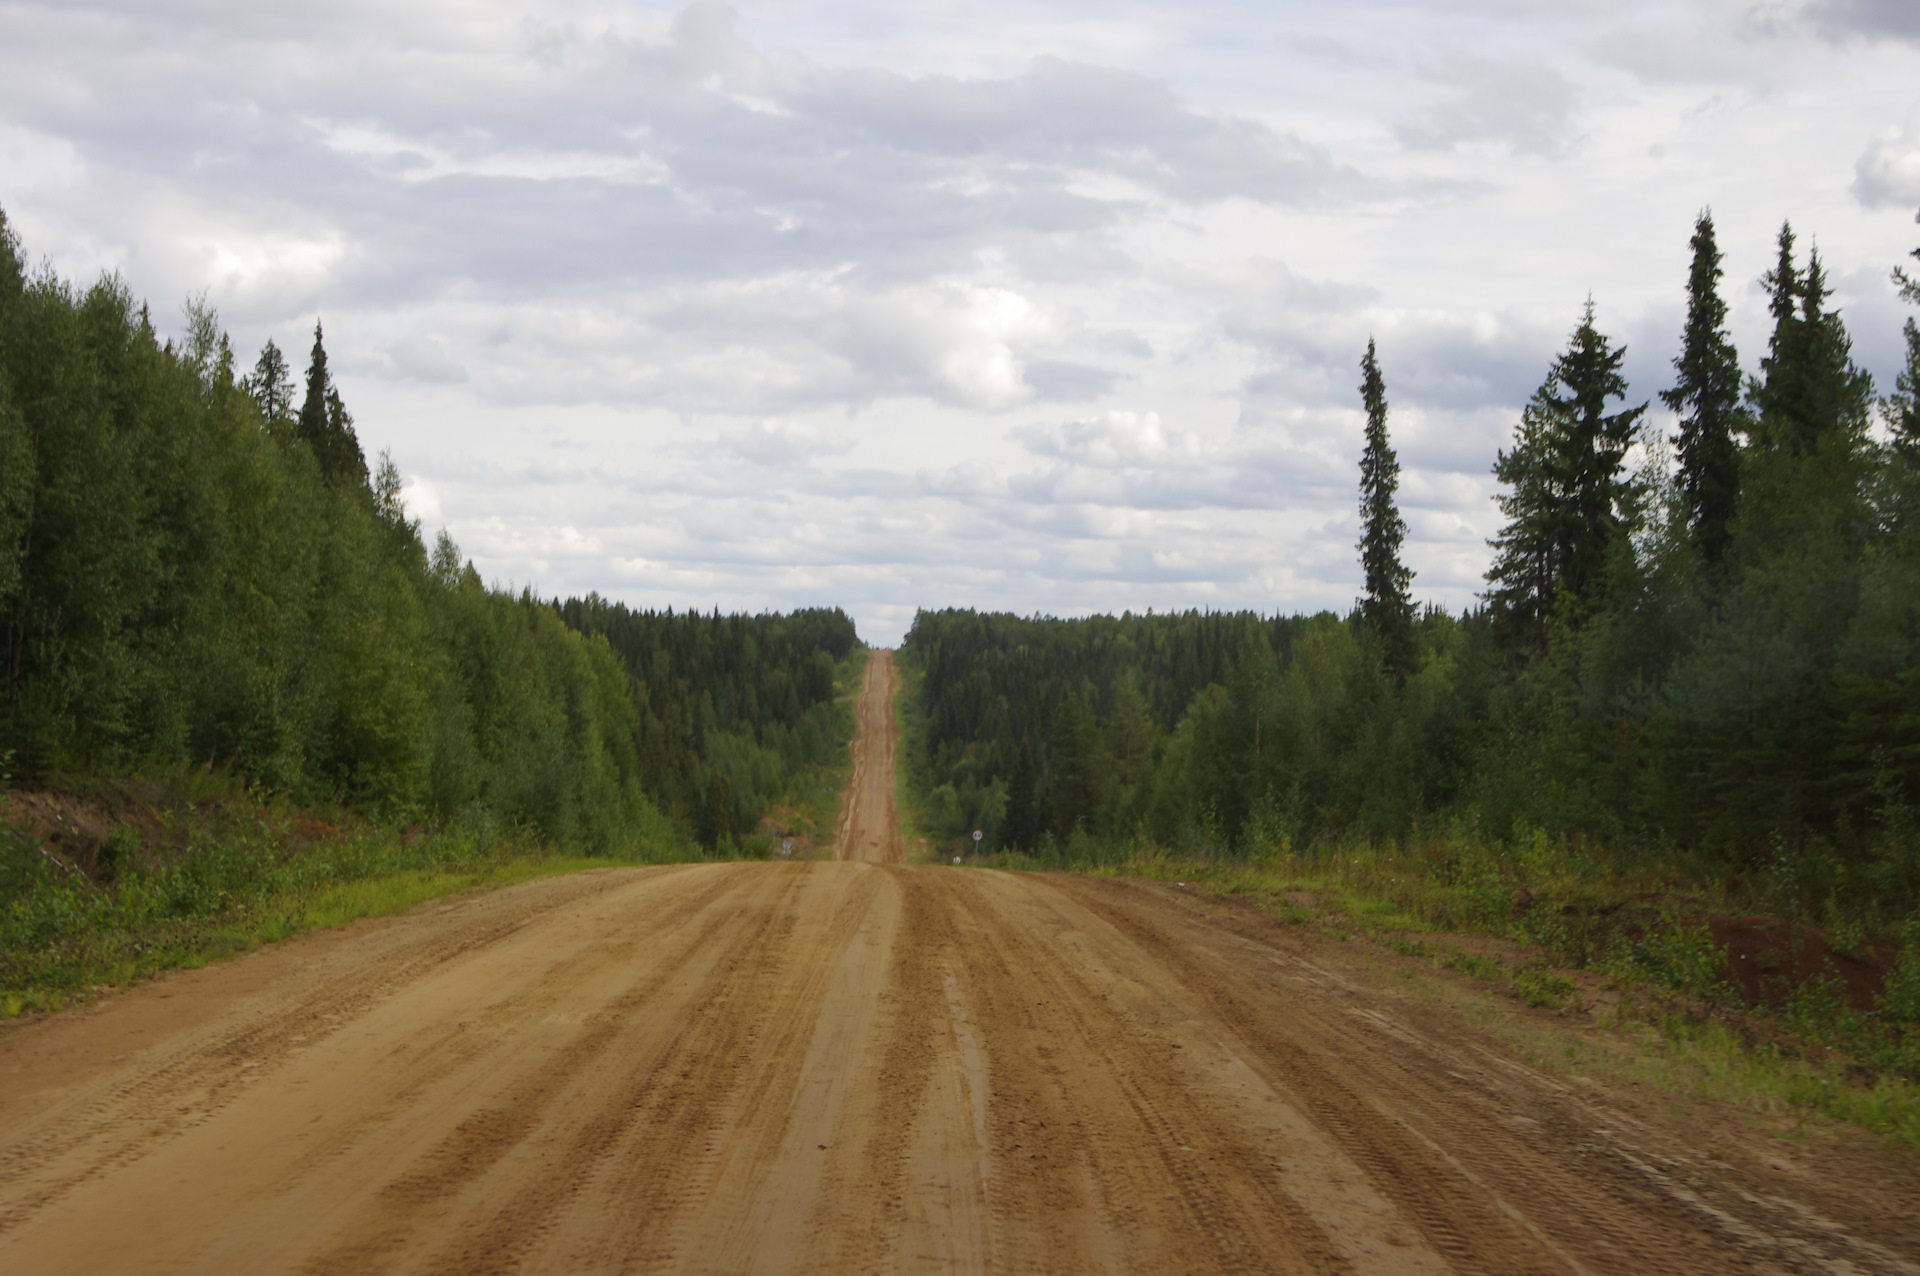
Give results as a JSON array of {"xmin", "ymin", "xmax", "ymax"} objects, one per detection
[
  {"xmin": 1002, "ymin": 733, "xmax": 1041, "ymax": 850},
  {"xmin": 297, "ymin": 321, "xmax": 368, "ymax": 487},
  {"xmin": 324, "ymin": 385, "xmax": 368, "ymax": 487},
  {"xmin": 1356, "ymin": 339, "xmax": 1416, "ymax": 679},
  {"xmin": 1485, "ymin": 389, "xmax": 1564, "ymax": 644},
  {"xmin": 1751, "ymin": 223, "xmax": 1873, "ymax": 453},
  {"xmin": 297, "ymin": 321, "xmax": 329, "ymax": 450},
  {"xmin": 1890, "ymin": 320, "xmax": 1920, "ymax": 452},
  {"xmin": 243, "ymin": 338, "xmax": 295, "ymax": 428},
  {"xmin": 0, "ymin": 209, "xmax": 28, "ymax": 607},
  {"xmin": 1660, "ymin": 211, "xmax": 1744, "ymax": 574},
  {"xmin": 1040, "ymin": 694, "xmax": 1114, "ymax": 838},
  {"xmin": 0, "ymin": 206, "xmax": 22, "ymax": 308},
  {"xmin": 1486, "ymin": 302, "xmax": 1644, "ymax": 641}
]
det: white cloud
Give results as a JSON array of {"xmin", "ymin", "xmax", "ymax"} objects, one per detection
[
  {"xmin": 1396, "ymin": 57, "xmax": 1582, "ymax": 159},
  {"xmin": 3, "ymin": 0, "xmax": 1916, "ymax": 643},
  {"xmin": 720, "ymin": 420, "xmax": 853, "ymax": 465},
  {"xmin": 1855, "ymin": 102, "xmax": 1920, "ymax": 209}
]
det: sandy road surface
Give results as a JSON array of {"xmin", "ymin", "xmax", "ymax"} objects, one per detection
[
  {"xmin": 4, "ymin": 867, "xmax": 1917, "ymax": 1275},
  {"xmin": 2, "ymin": 652, "xmax": 1916, "ymax": 1273},
  {"xmin": 837, "ymin": 649, "xmax": 902, "ymax": 863}
]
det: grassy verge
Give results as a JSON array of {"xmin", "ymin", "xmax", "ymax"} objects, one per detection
[
  {"xmin": 964, "ymin": 838, "xmax": 1920, "ymax": 1147},
  {"xmin": 1, "ymin": 774, "xmax": 700, "ymax": 1018}
]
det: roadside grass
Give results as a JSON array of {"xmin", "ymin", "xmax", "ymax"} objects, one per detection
[
  {"xmin": 960, "ymin": 837, "xmax": 1920, "ymax": 1148},
  {"xmin": 1473, "ymin": 996, "xmax": 1920, "ymax": 1148},
  {"xmin": 0, "ymin": 777, "xmax": 700, "ymax": 1020}
]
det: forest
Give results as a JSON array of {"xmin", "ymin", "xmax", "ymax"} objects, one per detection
[
  {"xmin": 0, "ymin": 206, "xmax": 855, "ymax": 862},
  {"xmin": 905, "ymin": 209, "xmax": 1920, "ymax": 931}
]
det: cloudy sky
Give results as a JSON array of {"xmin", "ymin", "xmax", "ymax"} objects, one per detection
[{"xmin": 3, "ymin": 0, "xmax": 1918, "ymax": 644}]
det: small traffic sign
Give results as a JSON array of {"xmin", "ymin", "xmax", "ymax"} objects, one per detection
[{"xmin": 972, "ymin": 829, "xmax": 983, "ymax": 843}]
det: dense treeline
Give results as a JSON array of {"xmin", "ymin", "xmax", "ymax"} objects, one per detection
[
  {"xmin": 0, "ymin": 208, "xmax": 853, "ymax": 856},
  {"xmin": 906, "ymin": 210, "xmax": 1920, "ymax": 927},
  {"xmin": 555, "ymin": 599, "xmax": 858, "ymax": 848}
]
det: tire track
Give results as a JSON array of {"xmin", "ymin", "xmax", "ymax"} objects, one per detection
[
  {"xmin": 930, "ymin": 870, "xmax": 1357, "ymax": 1275},
  {"xmin": 1052, "ymin": 874, "xmax": 1912, "ymax": 1275},
  {"xmin": 0, "ymin": 866, "xmax": 704, "ymax": 1238}
]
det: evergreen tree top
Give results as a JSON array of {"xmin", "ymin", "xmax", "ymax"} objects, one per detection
[
  {"xmin": 0, "ymin": 206, "xmax": 20, "ymax": 300},
  {"xmin": 1660, "ymin": 210, "xmax": 1743, "ymax": 573},
  {"xmin": 1356, "ymin": 337, "xmax": 1415, "ymax": 679},
  {"xmin": 1764, "ymin": 220, "xmax": 1798, "ymax": 328},
  {"xmin": 244, "ymin": 338, "xmax": 295, "ymax": 426}
]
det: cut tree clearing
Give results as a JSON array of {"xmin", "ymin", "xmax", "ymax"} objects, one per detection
[{"xmin": 0, "ymin": 653, "xmax": 1915, "ymax": 1273}]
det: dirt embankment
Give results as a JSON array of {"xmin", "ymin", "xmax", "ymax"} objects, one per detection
[{"xmin": 835, "ymin": 648, "xmax": 902, "ymax": 864}]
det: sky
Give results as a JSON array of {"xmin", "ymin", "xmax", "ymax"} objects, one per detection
[{"xmin": 2, "ymin": 0, "xmax": 1918, "ymax": 645}]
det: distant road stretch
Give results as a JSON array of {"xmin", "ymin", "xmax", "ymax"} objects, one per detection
[{"xmin": 837, "ymin": 648, "xmax": 902, "ymax": 863}]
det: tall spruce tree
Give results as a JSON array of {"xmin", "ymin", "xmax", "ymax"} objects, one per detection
[
  {"xmin": 1660, "ymin": 211, "xmax": 1744, "ymax": 574},
  {"xmin": 0, "ymin": 208, "xmax": 28, "ymax": 608},
  {"xmin": 1356, "ymin": 339, "xmax": 1416, "ymax": 679},
  {"xmin": 1486, "ymin": 302, "xmax": 1644, "ymax": 642},
  {"xmin": 1485, "ymin": 390, "xmax": 1564, "ymax": 644},
  {"xmin": 1751, "ymin": 223, "xmax": 1873, "ymax": 453},
  {"xmin": 243, "ymin": 338, "xmax": 295, "ymax": 429},
  {"xmin": 297, "ymin": 321, "xmax": 368, "ymax": 487}
]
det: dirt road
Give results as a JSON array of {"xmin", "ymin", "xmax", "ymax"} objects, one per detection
[
  {"xmin": 837, "ymin": 649, "xmax": 902, "ymax": 863},
  {"xmin": 2, "ymin": 661, "xmax": 1916, "ymax": 1273}
]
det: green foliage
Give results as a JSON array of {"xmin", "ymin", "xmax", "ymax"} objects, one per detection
[
  {"xmin": 1660, "ymin": 210, "xmax": 1745, "ymax": 573},
  {"xmin": 1888, "ymin": 319, "xmax": 1920, "ymax": 449},
  {"xmin": 905, "ymin": 606, "xmax": 1486, "ymax": 856},
  {"xmin": 1615, "ymin": 921, "xmax": 1733, "ymax": 1004},
  {"xmin": 1356, "ymin": 338, "xmax": 1415, "ymax": 680},
  {"xmin": 1750, "ymin": 223, "xmax": 1875, "ymax": 457},
  {"xmin": 0, "ymin": 785, "xmax": 673, "ymax": 1014},
  {"xmin": 0, "ymin": 209, "xmax": 856, "ymax": 866},
  {"xmin": 1512, "ymin": 966, "xmax": 1575, "ymax": 1008},
  {"xmin": 553, "ymin": 597, "xmax": 858, "ymax": 849},
  {"xmin": 1885, "ymin": 924, "xmax": 1920, "ymax": 1025},
  {"xmin": 1485, "ymin": 301, "xmax": 1646, "ymax": 644},
  {"xmin": 294, "ymin": 322, "xmax": 367, "ymax": 488},
  {"xmin": 904, "ymin": 212, "xmax": 1920, "ymax": 935},
  {"xmin": 1039, "ymin": 694, "xmax": 1114, "ymax": 839}
]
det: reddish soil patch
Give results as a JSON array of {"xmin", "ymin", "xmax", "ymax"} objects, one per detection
[
  {"xmin": 1708, "ymin": 916, "xmax": 1898, "ymax": 1012},
  {"xmin": 3, "ymin": 788, "xmax": 175, "ymax": 878}
]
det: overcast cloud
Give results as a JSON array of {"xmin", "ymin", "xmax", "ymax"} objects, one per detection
[{"xmin": 3, "ymin": 0, "xmax": 1918, "ymax": 643}]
